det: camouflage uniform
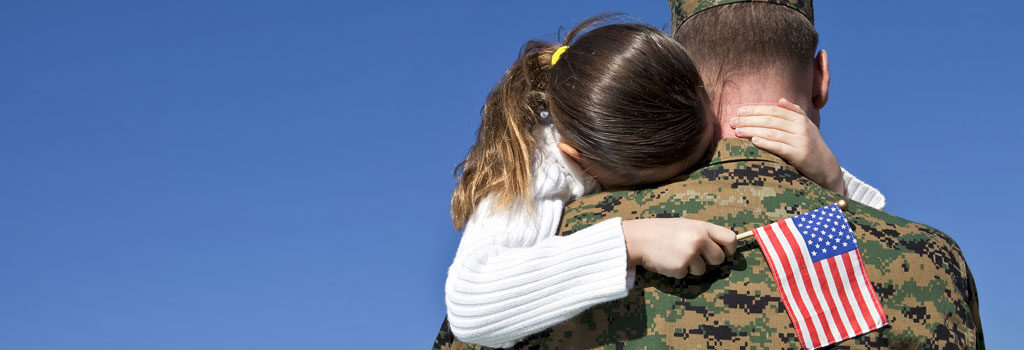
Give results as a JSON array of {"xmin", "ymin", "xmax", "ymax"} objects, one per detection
[{"xmin": 434, "ymin": 139, "xmax": 983, "ymax": 349}]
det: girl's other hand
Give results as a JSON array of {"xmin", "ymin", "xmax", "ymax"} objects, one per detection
[
  {"xmin": 731, "ymin": 98, "xmax": 845, "ymax": 195},
  {"xmin": 621, "ymin": 218, "xmax": 737, "ymax": 279}
]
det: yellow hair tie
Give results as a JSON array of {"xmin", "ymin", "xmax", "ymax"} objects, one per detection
[{"xmin": 551, "ymin": 46, "xmax": 569, "ymax": 66}]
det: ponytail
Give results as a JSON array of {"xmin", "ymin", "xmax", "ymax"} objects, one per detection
[{"xmin": 450, "ymin": 42, "xmax": 558, "ymax": 230}]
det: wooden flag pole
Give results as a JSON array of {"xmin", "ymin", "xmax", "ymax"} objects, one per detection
[{"xmin": 736, "ymin": 199, "xmax": 848, "ymax": 241}]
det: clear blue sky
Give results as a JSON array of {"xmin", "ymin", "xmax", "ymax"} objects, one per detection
[{"xmin": 1, "ymin": 1, "xmax": 1020, "ymax": 348}]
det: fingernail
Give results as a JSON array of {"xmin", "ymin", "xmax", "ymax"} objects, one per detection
[
  {"xmin": 729, "ymin": 118, "xmax": 738, "ymax": 127},
  {"xmin": 737, "ymin": 107, "xmax": 747, "ymax": 114},
  {"xmin": 751, "ymin": 136, "xmax": 760, "ymax": 144},
  {"xmin": 734, "ymin": 128, "xmax": 743, "ymax": 135},
  {"xmin": 780, "ymin": 97, "xmax": 788, "ymax": 103}
]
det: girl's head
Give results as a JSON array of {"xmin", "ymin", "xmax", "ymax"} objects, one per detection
[{"xmin": 452, "ymin": 15, "xmax": 714, "ymax": 229}]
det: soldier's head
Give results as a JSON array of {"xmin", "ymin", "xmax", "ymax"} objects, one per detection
[
  {"xmin": 451, "ymin": 15, "xmax": 714, "ymax": 229},
  {"xmin": 670, "ymin": 1, "xmax": 829, "ymax": 137}
]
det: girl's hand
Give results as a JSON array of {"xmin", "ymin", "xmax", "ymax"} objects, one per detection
[
  {"xmin": 621, "ymin": 218, "xmax": 737, "ymax": 278},
  {"xmin": 731, "ymin": 98, "xmax": 845, "ymax": 195}
]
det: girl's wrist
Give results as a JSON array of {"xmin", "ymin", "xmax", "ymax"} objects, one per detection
[
  {"xmin": 621, "ymin": 220, "xmax": 644, "ymax": 267},
  {"xmin": 826, "ymin": 164, "xmax": 846, "ymax": 196}
]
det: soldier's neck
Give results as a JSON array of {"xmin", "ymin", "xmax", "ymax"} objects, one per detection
[{"xmin": 710, "ymin": 73, "xmax": 813, "ymax": 140}]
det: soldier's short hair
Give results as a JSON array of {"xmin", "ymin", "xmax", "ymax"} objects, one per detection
[{"xmin": 675, "ymin": 3, "xmax": 818, "ymax": 93}]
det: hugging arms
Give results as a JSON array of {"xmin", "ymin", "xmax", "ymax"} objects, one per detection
[
  {"xmin": 443, "ymin": 16, "xmax": 883, "ymax": 348},
  {"xmin": 437, "ymin": 2, "xmax": 981, "ymax": 349}
]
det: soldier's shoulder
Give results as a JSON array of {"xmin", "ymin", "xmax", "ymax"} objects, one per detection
[
  {"xmin": 845, "ymin": 202, "xmax": 982, "ymax": 348},
  {"xmin": 844, "ymin": 201, "xmax": 964, "ymax": 255}
]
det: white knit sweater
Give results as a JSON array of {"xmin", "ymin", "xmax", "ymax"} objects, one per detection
[{"xmin": 445, "ymin": 125, "xmax": 885, "ymax": 348}]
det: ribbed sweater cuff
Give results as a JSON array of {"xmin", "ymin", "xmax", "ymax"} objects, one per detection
[
  {"xmin": 841, "ymin": 168, "xmax": 886, "ymax": 210},
  {"xmin": 446, "ymin": 217, "xmax": 632, "ymax": 348}
]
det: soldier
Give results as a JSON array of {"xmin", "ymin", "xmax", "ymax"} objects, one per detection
[{"xmin": 434, "ymin": 1, "xmax": 983, "ymax": 348}]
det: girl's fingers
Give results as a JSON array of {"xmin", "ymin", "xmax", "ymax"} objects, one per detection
[
  {"xmin": 736, "ymin": 105, "xmax": 802, "ymax": 121},
  {"xmin": 704, "ymin": 222, "xmax": 738, "ymax": 257},
  {"xmin": 687, "ymin": 254, "xmax": 707, "ymax": 276},
  {"xmin": 734, "ymin": 126, "xmax": 794, "ymax": 142},
  {"xmin": 699, "ymin": 234, "xmax": 726, "ymax": 266},
  {"xmin": 750, "ymin": 136, "xmax": 796, "ymax": 159},
  {"xmin": 729, "ymin": 115, "xmax": 782, "ymax": 128},
  {"xmin": 731, "ymin": 115, "xmax": 792, "ymax": 131},
  {"xmin": 675, "ymin": 265, "xmax": 689, "ymax": 279},
  {"xmin": 777, "ymin": 98, "xmax": 807, "ymax": 116}
]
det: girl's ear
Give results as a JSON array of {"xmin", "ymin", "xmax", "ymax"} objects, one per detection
[{"xmin": 557, "ymin": 142, "xmax": 583, "ymax": 163}]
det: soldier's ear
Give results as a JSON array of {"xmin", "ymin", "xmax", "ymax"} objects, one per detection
[
  {"xmin": 557, "ymin": 142, "xmax": 583, "ymax": 163},
  {"xmin": 812, "ymin": 49, "xmax": 830, "ymax": 110}
]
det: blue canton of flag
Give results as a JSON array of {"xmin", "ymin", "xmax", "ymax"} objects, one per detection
[{"xmin": 794, "ymin": 204, "xmax": 857, "ymax": 262}]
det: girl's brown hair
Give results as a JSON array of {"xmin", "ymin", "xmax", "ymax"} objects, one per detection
[{"xmin": 451, "ymin": 15, "xmax": 711, "ymax": 230}]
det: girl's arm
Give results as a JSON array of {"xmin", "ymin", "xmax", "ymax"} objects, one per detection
[
  {"xmin": 445, "ymin": 125, "xmax": 736, "ymax": 348},
  {"xmin": 730, "ymin": 99, "xmax": 886, "ymax": 210},
  {"xmin": 444, "ymin": 159, "xmax": 632, "ymax": 348}
]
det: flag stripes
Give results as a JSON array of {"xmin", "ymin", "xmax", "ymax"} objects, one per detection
[{"xmin": 753, "ymin": 206, "xmax": 887, "ymax": 349}]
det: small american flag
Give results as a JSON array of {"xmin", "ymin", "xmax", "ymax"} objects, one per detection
[{"xmin": 752, "ymin": 204, "xmax": 887, "ymax": 349}]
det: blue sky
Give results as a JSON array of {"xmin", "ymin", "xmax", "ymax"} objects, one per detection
[{"xmin": 1, "ymin": 1, "xmax": 1020, "ymax": 348}]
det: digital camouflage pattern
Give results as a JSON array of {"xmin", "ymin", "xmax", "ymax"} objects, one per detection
[
  {"xmin": 669, "ymin": 0, "xmax": 814, "ymax": 33},
  {"xmin": 433, "ymin": 139, "xmax": 983, "ymax": 349}
]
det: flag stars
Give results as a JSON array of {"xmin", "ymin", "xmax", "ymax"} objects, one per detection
[{"xmin": 794, "ymin": 207, "xmax": 858, "ymax": 259}]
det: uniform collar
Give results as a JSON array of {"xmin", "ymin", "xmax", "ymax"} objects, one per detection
[{"xmin": 705, "ymin": 138, "xmax": 789, "ymax": 167}]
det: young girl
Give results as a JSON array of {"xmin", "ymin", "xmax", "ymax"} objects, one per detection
[{"xmin": 445, "ymin": 16, "xmax": 883, "ymax": 348}]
